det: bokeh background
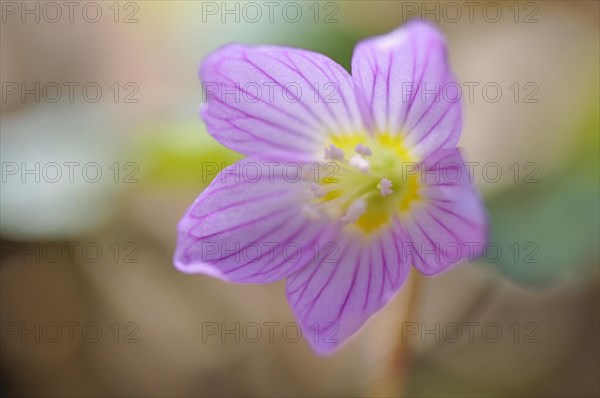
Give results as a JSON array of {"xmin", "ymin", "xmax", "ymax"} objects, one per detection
[{"xmin": 1, "ymin": 1, "xmax": 598, "ymax": 397}]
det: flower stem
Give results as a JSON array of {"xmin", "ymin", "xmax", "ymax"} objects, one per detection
[{"xmin": 369, "ymin": 268, "xmax": 425, "ymax": 397}]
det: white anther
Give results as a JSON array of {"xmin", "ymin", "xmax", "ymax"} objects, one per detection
[
  {"xmin": 355, "ymin": 144, "xmax": 372, "ymax": 156},
  {"xmin": 310, "ymin": 182, "xmax": 326, "ymax": 198},
  {"xmin": 377, "ymin": 178, "xmax": 393, "ymax": 197},
  {"xmin": 339, "ymin": 199, "xmax": 367, "ymax": 225},
  {"xmin": 302, "ymin": 205, "xmax": 322, "ymax": 220},
  {"xmin": 350, "ymin": 154, "xmax": 370, "ymax": 173},
  {"xmin": 324, "ymin": 144, "xmax": 345, "ymax": 161}
]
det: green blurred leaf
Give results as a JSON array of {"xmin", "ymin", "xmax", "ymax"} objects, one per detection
[
  {"xmin": 133, "ymin": 120, "xmax": 242, "ymax": 190},
  {"xmin": 484, "ymin": 101, "xmax": 599, "ymax": 285}
]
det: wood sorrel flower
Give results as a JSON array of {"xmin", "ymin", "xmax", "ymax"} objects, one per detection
[{"xmin": 175, "ymin": 21, "xmax": 487, "ymax": 354}]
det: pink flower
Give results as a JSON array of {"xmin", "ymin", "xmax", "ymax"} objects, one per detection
[{"xmin": 175, "ymin": 21, "xmax": 487, "ymax": 354}]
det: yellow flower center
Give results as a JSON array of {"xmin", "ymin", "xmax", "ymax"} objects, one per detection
[{"xmin": 305, "ymin": 132, "xmax": 422, "ymax": 235}]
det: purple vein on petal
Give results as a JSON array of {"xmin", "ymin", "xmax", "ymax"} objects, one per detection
[
  {"xmin": 406, "ymin": 226, "xmax": 429, "ymax": 271},
  {"xmin": 323, "ymin": 61, "xmax": 356, "ymax": 129},
  {"xmin": 406, "ymin": 62, "xmax": 450, "ymax": 137},
  {"xmin": 377, "ymin": 238, "xmax": 389, "ymax": 302},
  {"xmin": 192, "ymin": 206, "xmax": 292, "ymax": 240},
  {"xmin": 197, "ymin": 175, "xmax": 286, "ymax": 204},
  {"xmin": 423, "ymin": 207, "xmax": 465, "ymax": 249},
  {"xmin": 213, "ymin": 110, "xmax": 300, "ymax": 153},
  {"xmin": 300, "ymin": 248, "xmax": 348, "ymax": 319},
  {"xmin": 354, "ymin": 51, "xmax": 377, "ymax": 131},
  {"xmin": 400, "ymin": 37, "xmax": 419, "ymax": 126},
  {"xmin": 261, "ymin": 224, "xmax": 332, "ymax": 281},
  {"xmin": 390, "ymin": 228, "xmax": 404, "ymax": 286},
  {"xmin": 411, "ymin": 212, "xmax": 442, "ymax": 268},
  {"xmin": 220, "ymin": 216, "xmax": 295, "ymax": 272},
  {"xmin": 427, "ymin": 181, "xmax": 461, "ymax": 188},
  {"xmin": 204, "ymin": 162, "xmax": 295, "ymax": 197},
  {"xmin": 396, "ymin": 217, "xmax": 427, "ymax": 268},
  {"xmin": 222, "ymin": 118, "xmax": 302, "ymax": 153},
  {"xmin": 362, "ymin": 244, "xmax": 374, "ymax": 311},
  {"xmin": 410, "ymin": 100, "xmax": 456, "ymax": 148},
  {"xmin": 190, "ymin": 189, "xmax": 290, "ymax": 223},
  {"xmin": 422, "ymin": 150, "xmax": 457, "ymax": 170},
  {"xmin": 280, "ymin": 53, "xmax": 339, "ymax": 130},
  {"xmin": 426, "ymin": 196, "xmax": 458, "ymax": 205},
  {"xmin": 214, "ymin": 70, "xmax": 320, "ymax": 136},
  {"xmin": 385, "ymin": 50, "xmax": 393, "ymax": 133},
  {"xmin": 242, "ymin": 52, "xmax": 332, "ymax": 132},
  {"xmin": 387, "ymin": 222, "xmax": 407, "ymax": 288},
  {"xmin": 334, "ymin": 250, "xmax": 361, "ymax": 323},
  {"xmin": 212, "ymin": 94, "xmax": 315, "ymax": 145},
  {"xmin": 244, "ymin": 219, "xmax": 313, "ymax": 279},
  {"xmin": 181, "ymin": 205, "xmax": 293, "ymax": 263},
  {"xmin": 296, "ymin": 238, "xmax": 351, "ymax": 317},
  {"xmin": 430, "ymin": 112, "xmax": 461, "ymax": 153},
  {"xmin": 368, "ymin": 47, "xmax": 380, "ymax": 118},
  {"xmin": 427, "ymin": 201, "xmax": 481, "ymax": 230},
  {"xmin": 304, "ymin": 52, "xmax": 361, "ymax": 133},
  {"xmin": 286, "ymin": 226, "xmax": 339, "ymax": 297},
  {"xmin": 404, "ymin": 39, "xmax": 436, "ymax": 127}
]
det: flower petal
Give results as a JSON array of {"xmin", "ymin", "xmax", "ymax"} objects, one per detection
[
  {"xmin": 286, "ymin": 231, "xmax": 410, "ymax": 354},
  {"xmin": 351, "ymin": 21, "xmax": 462, "ymax": 159},
  {"xmin": 399, "ymin": 148, "xmax": 488, "ymax": 275},
  {"xmin": 200, "ymin": 44, "xmax": 363, "ymax": 161},
  {"xmin": 174, "ymin": 159, "xmax": 335, "ymax": 283}
]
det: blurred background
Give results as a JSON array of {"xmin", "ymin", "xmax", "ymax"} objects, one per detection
[{"xmin": 1, "ymin": 1, "xmax": 598, "ymax": 396}]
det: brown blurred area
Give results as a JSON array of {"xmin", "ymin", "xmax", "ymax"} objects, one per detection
[
  {"xmin": 1, "ymin": 218, "xmax": 598, "ymax": 397},
  {"xmin": 1, "ymin": 1, "xmax": 599, "ymax": 397}
]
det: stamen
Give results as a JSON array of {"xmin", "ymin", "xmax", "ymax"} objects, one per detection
[
  {"xmin": 349, "ymin": 155, "xmax": 370, "ymax": 173},
  {"xmin": 312, "ymin": 181, "xmax": 370, "ymax": 212},
  {"xmin": 355, "ymin": 144, "xmax": 372, "ymax": 156},
  {"xmin": 324, "ymin": 144, "xmax": 345, "ymax": 161},
  {"xmin": 301, "ymin": 205, "xmax": 322, "ymax": 220},
  {"xmin": 309, "ymin": 132, "xmax": 419, "ymax": 233},
  {"xmin": 377, "ymin": 178, "xmax": 393, "ymax": 197},
  {"xmin": 310, "ymin": 182, "xmax": 326, "ymax": 198},
  {"xmin": 339, "ymin": 198, "xmax": 367, "ymax": 225}
]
